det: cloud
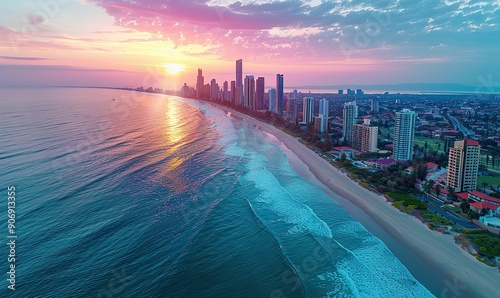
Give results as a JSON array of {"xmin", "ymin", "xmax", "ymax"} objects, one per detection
[
  {"xmin": 0, "ymin": 56, "xmax": 50, "ymax": 61},
  {"xmin": 83, "ymin": 0, "xmax": 498, "ymax": 63},
  {"xmin": 0, "ymin": 64, "xmax": 140, "ymax": 73}
]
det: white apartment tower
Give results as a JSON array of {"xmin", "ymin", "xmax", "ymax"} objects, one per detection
[
  {"xmin": 393, "ymin": 109, "xmax": 416, "ymax": 161},
  {"xmin": 343, "ymin": 101, "xmax": 357, "ymax": 145}
]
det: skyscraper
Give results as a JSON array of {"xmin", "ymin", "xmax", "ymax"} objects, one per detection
[
  {"xmin": 236, "ymin": 59, "xmax": 243, "ymax": 106},
  {"xmin": 210, "ymin": 79, "xmax": 218, "ymax": 100},
  {"xmin": 244, "ymin": 75, "xmax": 255, "ymax": 109},
  {"xmin": 343, "ymin": 101, "xmax": 357, "ymax": 145},
  {"xmin": 447, "ymin": 138, "xmax": 480, "ymax": 192},
  {"xmin": 353, "ymin": 118, "xmax": 378, "ymax": 152},
  {"xmin": 286, "ymin": 98, "xmax": 297, "ymax": 122},
  {"xmin": 223, "ymin": 81, "xmax": 229, "ymax": 102},
  {"xmin": 268, "ymin": 88, "xmax": 276, "ymax": 112},
  {"xmin": 393, "ymin": 108, "xmax": 416, "ymax": 161},
  {"xmin": 256, "ymin": 77, "xmax": 265, "ymax": 110},
  {"xmin": 196, "ymin": 68, "xmax": 204, "ymax": 98},
  {"xmin": 230, "ymin": 80, "xmax": 236, "ymax": 104},
  {"xmin": 370, "ymin": 99, "xmax": 380, "ymax": 113},
  {"xmin": 302, "ymin": 97, "xmax": 314, "ymax": 124},
  {"xmin": 319, "ymin": 98, "xmax": 329, "ymax": 133},
  {"xmin": 276, "ymin": 74, "xmax": 284, "ymax": 115}
]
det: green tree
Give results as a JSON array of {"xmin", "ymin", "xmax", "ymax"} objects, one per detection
[
  {"xmin": 323, "ymin": 133, "xmax": 333, "ymax": 152},
  {"xmin": 435, "ymin": 184, "xmax": 441, "ymax": 199},
  {"xmin": 416, "ymin": 164, "xmax": 428, "ymax": 180},
  {"xmin": 460, "ymin": 201, "xmax": 470, "ymax": 213},
  {"xmin": 446, "ymin": 186, "xmax": 457, "ymax": 202},
  {"xmin": 423, "ymin": 179, "xmax": 435, "ymax": 198}
]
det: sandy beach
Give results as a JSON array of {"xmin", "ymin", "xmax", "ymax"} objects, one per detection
[{"xmin": 213, "ymin": 103, "xmax": 500, "ymax": 297}]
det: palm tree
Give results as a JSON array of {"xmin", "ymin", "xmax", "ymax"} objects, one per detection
[
  {"xmin": 423, "ymin": 179, "xmax": 435, "ymax": 199},
  {"xmin": 435, "ymin": 184, "xmax": 442, "ymax": 200}
]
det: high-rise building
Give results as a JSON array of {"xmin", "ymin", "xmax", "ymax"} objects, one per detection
[
  {"xmin": 223, "ymin": 81, "xmax": 229, "ymax": 102},
  {"xmin": 370, "ymin": 99, "xmax": 380, "ymax": 113},
  {"xmin": 210, "ymin": 79, "xmax": 218, "ymax": 100},
  {"xmin": 319, "ymin": 98, "xmax": 329, "ymax": 133},
  {"xmin": 353, "ymin": 118, "xmax": 378, "ymax": 152},
  {"xmin": 256, "ymin": 77, "xmax": 265, "ymax": 110},
  {"xmin": 338, "ymin": 89, "xmax": 344, "ymax": 95},
  {"xmin": 236, "ymin": 59, "xmax": 243, "ymax": 105},
  {"xmin": 286, "ymin": 98, "xmax": 297, "ymax": 122},
  {"xmin": 356, "ymin": 89, "xmax": 364, "ymax": 96},
  {"xmin": 276, "ymin": 74, "xmax": 284, "ymax": 115},
  {"xmin": 393, "ymin": 108, "xmax": 416, "ymax": 161},
  {"xmin": 447, "ymin": 138, "xmax": 480, "ymax": 193},
  {"xmin": 196, "ymin": 68, "xmax": 204, "ymax": 98},
  {"xmin": 244, "ymin": 75, "xmax": 255, "ymax": 109},
  {"xmin": 268, "ymin": 88, "xmax": 276, "ymax": 112},
  {"xmin": 230, "ymin": 80, "xmax": 236, "ymax": 104},
  {"xmin": 343, "ymin": 101, "xmax": 357, "ymax": 145},
  {"xmin": 302, "ymin": 97, "xmax": 314, "ymax": 124}
]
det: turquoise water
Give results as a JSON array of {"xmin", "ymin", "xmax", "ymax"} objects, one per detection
[{"xmin": 0, "ymin": 87, "xmax": 434, "ymax": 297}]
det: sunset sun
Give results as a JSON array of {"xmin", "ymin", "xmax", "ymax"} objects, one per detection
[{"xmin": 165, "ymin": 63, "xmax": 186, "ymax": 75}]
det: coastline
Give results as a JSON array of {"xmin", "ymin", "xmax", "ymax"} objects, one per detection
[{"xmin": 207, "ymin": 102, "xmax": 500, "ymax": 297}]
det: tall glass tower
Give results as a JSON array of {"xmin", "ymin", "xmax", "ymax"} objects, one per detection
[
  {"xmin": 393, "ymin": 109, "xmax": 416, "ymax": 161},
  {"xmin": 276, "ymin": 74, "xmax": 284, "ymax": 115}
]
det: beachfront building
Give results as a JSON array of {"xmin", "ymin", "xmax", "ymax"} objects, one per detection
[
  {"xmin": 268, "ymin": 88, "xmax": 276, "ymax": 112},
  {"xmin": 196, "ymin": 68, "xmax": 204, "ymax": 98},
  {"xmin": 236, "ymin": 59, "xmax": 243, "ymax": 106},
  {"xmin": 244, "ymin": 75, "xmax": 255, "ymax": 109},
  {"xmin": 353, "ymin": 118, "xmax": 378, "ymax": 152},
  {"xmin": 256, "ymin": 77, "xmax": 265, "ymax": 110},
  {"xmin": 230, "ymin": 81, "xmax": 236, "ymax": 104},
  {"xmin": 393, "ymin": 108, "xmax": 416, "ymax": 161},
  {"xmin": 276, "ymin": 74, "xmax": 284, "ymax": 115},
  {"xmin": 303, "ymin": 97, "xmax": 314, "ymax": 124},
  {"xmin": 210, "ymin": 79, "xmax": 219, "ymax": 100},
  {"xmin": 447, "ymin": 138, "xmax": 480, "ymax": 193},
  {"xmin": 318, "ymin": 98, "xmax": 329, "ymax": 133},
  {"xmin": 223, "ymin": 81, "xmax": 229, "ymax": 102},
  {"xmin": 286, "ymin": 98, "xmax": 297, "ymax": 122},
  {"xmin": 343, "ymin": 101, "xmax": 357, "ymax": 145}
]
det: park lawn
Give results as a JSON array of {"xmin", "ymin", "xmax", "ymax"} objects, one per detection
[
  {"xmin": 443, "ymin": 205, "xmax": 461, "ymax": 213},
  {"xmin": 477, "ymin": 176, "xmax": 500, "ymax": 187},
  {"xmin": 414, "ymin": 135, "xmax": 445, "ymax": 154},
  {"xmin": 379, "ymin": 127, "xmax": 392, "ymax": 139}
]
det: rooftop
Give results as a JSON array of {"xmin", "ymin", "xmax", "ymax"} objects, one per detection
[
  {"xmin": 469, "ymin": 190, "xmax": 500, "ymax": 204},
  {"xmin": 470, "ymin": 201, "xmax": 498, "ymax": 211}
]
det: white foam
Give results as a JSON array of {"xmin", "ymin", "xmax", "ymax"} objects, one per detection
[
  {"xmin": 241, "ymin": 151, "xmax": 333, "ymax": 238},
  {"xmin": 333, "ymin": 237, "xmax": 434, "ymax": 298}
]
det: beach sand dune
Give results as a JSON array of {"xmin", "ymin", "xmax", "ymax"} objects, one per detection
[{"xmin": 213, "ymin": 103, "xmax": 499, "ymax": 298}]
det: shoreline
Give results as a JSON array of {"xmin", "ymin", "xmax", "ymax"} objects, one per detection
[{"xmin": 207, "ymin": 102, "xmax": 500, "ymax": 297}]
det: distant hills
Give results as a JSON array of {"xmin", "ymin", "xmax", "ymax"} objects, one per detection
[{"xmin": 290, "ymin": 83, "xmax": 500, "ymax": 93}]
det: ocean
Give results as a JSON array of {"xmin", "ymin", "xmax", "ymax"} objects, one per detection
[{"xmin": 0, "ymin": 87, "xmax": 434, "ymax": 297}]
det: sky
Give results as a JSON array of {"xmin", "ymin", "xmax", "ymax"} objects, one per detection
[{"xmin": 0, "ymin": 0, "xmax": 499, "ymax": 90}]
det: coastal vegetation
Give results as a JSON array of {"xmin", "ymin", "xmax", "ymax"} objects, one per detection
[{"xmin": 203, "ymin": 97, "xmax": 500, "ymax": 267}]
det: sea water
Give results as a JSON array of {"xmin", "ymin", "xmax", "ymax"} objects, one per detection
[{"xmin": 0, "ymin": 87, "xmax": 434, "ymax": 297}]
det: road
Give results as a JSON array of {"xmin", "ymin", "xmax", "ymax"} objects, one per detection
[{"xmin": 414, "ymin": 194, "xmax": 479, "ymax": 229}]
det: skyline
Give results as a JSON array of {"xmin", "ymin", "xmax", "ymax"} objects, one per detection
[{"xmin": 1, "ymin": 1, "xmax": 500, "ymax": 88}]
